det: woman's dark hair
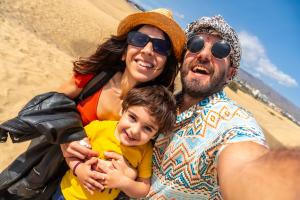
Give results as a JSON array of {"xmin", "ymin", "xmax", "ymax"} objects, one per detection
[{"xmin": 73, "ymin": 26, "xmax": 180, "ymax": 92}]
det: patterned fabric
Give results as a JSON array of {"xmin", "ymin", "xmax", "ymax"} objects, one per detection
[
  {"xmin": 185, "ymin": 15, "xmax": 241, "ymax": 69},
  {"xmin": 147, "ymin": 91, "xmax": 267, "ymax": 200}
]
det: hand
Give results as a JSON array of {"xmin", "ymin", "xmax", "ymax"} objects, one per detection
[
  {"xmin": 60, "ymin": 137, "xmax": 98, "ymax": 159},
  {"xmin": 75, "ymin": 157, "xmax": 106, "ymax": 194},
  {"xmin": 102, "ymin": 151, "xmax": 137, "ymax": 180},
  {"xmin": 101, "ymin": 159, "xmax": 129, "ymax": 189}
]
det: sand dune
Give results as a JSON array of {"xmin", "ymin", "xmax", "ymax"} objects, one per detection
[
  {"xmin": 0, "ymin": 0, "xmax": 138, "ymax": 171},
  {"xmin": 0, "ymin": 0, "xmax": 299, "ymax": 172}
]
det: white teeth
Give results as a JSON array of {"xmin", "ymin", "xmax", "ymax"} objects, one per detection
[
  {"xmin": 192, "ymin": 66, "xmax": 209, "ymax": 74},
  {"xmin": 136, "ymin": 60, "xmax": 153, "ymax": 68}
]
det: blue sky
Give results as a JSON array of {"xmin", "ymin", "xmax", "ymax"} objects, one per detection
[{"xmin": 131, "ymin": 0, "xmax": 300, "ymax": 108}]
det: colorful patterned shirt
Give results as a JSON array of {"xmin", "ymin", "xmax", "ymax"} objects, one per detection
[{"xmin": 147, "ymin": 91, "xmax": 267, "ymax": 199}]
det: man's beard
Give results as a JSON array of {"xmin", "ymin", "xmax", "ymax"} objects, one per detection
[{"xmin": 180, "ymin": 66, "xmax": 227, "ymax": 99}]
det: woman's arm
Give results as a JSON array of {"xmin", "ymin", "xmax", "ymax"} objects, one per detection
[
  {"xmin": 60, "ymin": 139, "xmax": 98, "ymax": 159},
  {"xmin": 57, "ymin": 77, "xmax": 83, "ymax": 98},
  {"xmin": 57, "ymin": 76, "xmax": 96, "ymax": 159}
]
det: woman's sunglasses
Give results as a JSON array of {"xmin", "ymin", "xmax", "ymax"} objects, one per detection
[
  {"xmin": 127, "ymin": 31, "xmax": 171, "ymax": 56},
  {"xmin": 187, "ymin": 35, "xmax": 231, "ymax": 59}
]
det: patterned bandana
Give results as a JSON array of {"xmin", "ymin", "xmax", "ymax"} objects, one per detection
[{"xmin": 185, "ymin": 15, "xmax": 241, "ymax": 69}]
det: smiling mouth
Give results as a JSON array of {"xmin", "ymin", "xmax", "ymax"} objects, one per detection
[
  {"xmin": 191, "ymin": 66, "xmax": 210, "ymax": 75},
  {"xmin": 122, "ymin": 128, "xmax": 136, "ymax": 141},
  {"xmin": 135, "ymin": 59, "xmax": 154, "ymax": 69}
]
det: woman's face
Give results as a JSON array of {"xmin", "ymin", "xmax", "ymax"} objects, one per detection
[{"xmin": 122, "ymin": 25, "xmax": 168, "ymax": 84}]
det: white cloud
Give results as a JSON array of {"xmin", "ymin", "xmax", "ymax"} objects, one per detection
[
  {"xmin": 238, "ymin": 31, "xmax": 298, "ymax": 87},
  {"xmin": 174, "ymin": 11, "xmax": 185, "ymax": 19}
]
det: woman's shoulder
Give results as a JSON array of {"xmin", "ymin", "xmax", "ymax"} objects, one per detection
[{"xmin": 72, "ymin": 72, "xmax": 95, "ymax": 88}]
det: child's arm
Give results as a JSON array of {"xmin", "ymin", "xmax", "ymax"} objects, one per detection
[
  {"xmin": 65, "ymin": 157, "xmax": 105, "ymax": 193},
  {"xmin": 74, "ymin": 158, "xmax": 106, "ymax": 193}
]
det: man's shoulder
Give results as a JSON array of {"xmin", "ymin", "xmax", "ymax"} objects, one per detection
[{"xmin": 202, "ymin": 94, "xmax": 254, "ymax": 118}]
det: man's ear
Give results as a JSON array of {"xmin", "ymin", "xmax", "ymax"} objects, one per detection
[{"xmin": 227, "ymin": 67, "xmax": 237, "ymax": 81}]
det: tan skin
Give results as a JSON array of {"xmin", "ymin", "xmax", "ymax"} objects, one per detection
[
  {"xmin": 181, "ymin": 33, "xmax": 300, "ymax": 199},
  {"xmin": 58, "ymin": 25, "xmax": 168, "ymax": 194}
]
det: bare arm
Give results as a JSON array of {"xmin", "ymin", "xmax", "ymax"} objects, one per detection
[
  {"xmin": 57, "ymin": 76, "xmax": 83, "ymax": 99},
  {"xmin": 118, "ymin": 176, "xmax": 150, "ymax": 198},
  {"xmin": 60, "ymin": 138, "xmax": 98, "ymax": 159},
  {"xmin": 218, "ymin": 141, "xmax": 300, "ymax": 200}
]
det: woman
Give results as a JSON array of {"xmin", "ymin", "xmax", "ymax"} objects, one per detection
[{"xmin": 59, "ymin": 8, "xmax": 185, "ymax": 192}]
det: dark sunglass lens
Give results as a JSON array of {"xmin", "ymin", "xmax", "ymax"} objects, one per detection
[
  {"xmin": 152, "ymin": 39, "xmax": 171, "ymax": 56},
  {"xmin": 127, "ymin": 31, "xmax": 149, "ymax": 47},
  {"xmin": 211, "ymin": 40, "xmax": 231, "ymax": 59},
  {"xmin": 187, "ymin": 36, "xmax": 204, "ymax": 53}
]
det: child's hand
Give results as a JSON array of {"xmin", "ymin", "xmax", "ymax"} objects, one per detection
[
  {"xmin": 103, "ymin": 151, "xmax": 137, "ymax": 180},
  {"xmin": 101, "ymin": 159, "xmax": 129, "ymax": 189},
  {"xmin": 75, "ymin": 157, "xmax": 106, "ymax": 194}
]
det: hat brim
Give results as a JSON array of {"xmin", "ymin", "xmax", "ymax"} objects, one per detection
[{"xmin": 117, "ymin": 12, "xmax": 185, "ymax": 60}]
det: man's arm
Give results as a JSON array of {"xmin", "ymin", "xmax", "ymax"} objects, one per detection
[{"xmin": 217, "ymin": 141, "xmax": 300, "ymax": 200}]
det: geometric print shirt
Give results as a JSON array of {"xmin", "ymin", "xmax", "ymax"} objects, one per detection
[{"xmin": 147, "ymin": 91, "xmax": 267, "ymax": 200}]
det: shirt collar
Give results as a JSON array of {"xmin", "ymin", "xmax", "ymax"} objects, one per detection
[{"xmin": 176, "ymin": 90, "xmax": 227, "ymax": 124}]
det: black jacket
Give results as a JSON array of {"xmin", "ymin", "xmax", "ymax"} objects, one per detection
[{"xmin": 0, "ymin": 92, "xmax": 86, "ymax": 199}]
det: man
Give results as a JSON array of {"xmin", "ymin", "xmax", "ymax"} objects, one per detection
[
  {"xmin": 146, "ymin": 15, "xmax": 300, "ymax": 199},
  {"xmin": 61, "ymin": 15, "xmax": 300, "ymax": 200}
]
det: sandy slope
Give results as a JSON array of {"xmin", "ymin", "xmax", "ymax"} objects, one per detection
[
  {"xmin": 0, "ymin": 0, "xmax": 138, "ymax": 171},
  {"xmin": 225, "ymin": 88, "xmax": 300, "ymax": 148},
  {"xmin": 0, "ymin": 0, "xmax": 299, "ymax": 172}
]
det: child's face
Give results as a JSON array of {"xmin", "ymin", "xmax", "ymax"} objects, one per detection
[{"xmin": 116, "ymin": 105, "xmax": 159, "ymax": 146}]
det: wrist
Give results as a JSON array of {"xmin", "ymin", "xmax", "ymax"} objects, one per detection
[
  {"xmin": 118, "ymin": 175, "xmax": 132, "ymax": 190},
  {"xmin": 72, "ymin": 161, "xmax": 82, "ymax": 177}
]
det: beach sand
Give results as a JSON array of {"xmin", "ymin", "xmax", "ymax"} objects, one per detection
[{"xmin": 1, "ymin": 0, "xmax": 299, "ymax": 172}]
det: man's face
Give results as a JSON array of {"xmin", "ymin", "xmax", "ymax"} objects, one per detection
[{"xmin": 181, "ymin": 33, "xmax": 235, "ymax": 98}]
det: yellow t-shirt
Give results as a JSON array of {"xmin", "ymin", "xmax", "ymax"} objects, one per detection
[{"xmin": 60, "ymin": 120, "xmax": 153, "ymax": 200}]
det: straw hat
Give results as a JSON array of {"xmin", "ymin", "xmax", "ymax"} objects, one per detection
[{"xmin": 117, "ymin": 8, "xmax": 186, "ymax": 60}]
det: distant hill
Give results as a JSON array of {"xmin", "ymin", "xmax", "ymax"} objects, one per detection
[
  {"xmin": 237, "ymin": 68, "xmax": 300, "ymax": 121},
  {"xmin": 126, "ymin": 0, "xmax": 146, "ymax": 11}
]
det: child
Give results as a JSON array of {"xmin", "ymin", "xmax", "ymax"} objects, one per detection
[{"xmin": 54, "ymin": 85, "xmax": 176, "ymax": 200}]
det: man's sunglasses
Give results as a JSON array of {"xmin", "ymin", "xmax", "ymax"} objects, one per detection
[
  {"xmin": 127, "ymin": 31, "xmax": 171, "ymax": 56},
  {"xmin": 187, "ymin": 35, "xmax": 231, "ymax": 59}
]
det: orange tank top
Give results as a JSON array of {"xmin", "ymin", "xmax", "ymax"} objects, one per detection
[{"xmin": 73, "ymin": 73, "xmax": 102, "ymax": 126}]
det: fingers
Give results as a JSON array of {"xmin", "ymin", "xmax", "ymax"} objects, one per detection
[
  {"xmin": 96, "ymin": 159, "xmax": 114, "ymax": 173},
  {"xmin": 86, "ymin": 177, "xmax": 105, "ymax": 191},
  {"xmin": 104, "ymin": 151, "xmax": 123, "ymax": 160},
  {"xmin": 91, "ymin": 170, "xmax": 107, "ymax": 181},
  {"xmin": 85, "ymin": 157, "xmax": 98, "ymax": 166},
  {"xmin": 83, "ymin": 182, "xmax": 95, "ymax": 195},
  {"xmin": 62, "ymin": 141, "xmax": 99, "ymax": 159},
  {"xmin": 111, "ymin": 159, "xmax": 121, "ymax": 170}
]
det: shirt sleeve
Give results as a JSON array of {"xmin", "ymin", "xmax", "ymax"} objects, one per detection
[
  {"xmin": 72, "ymin": 72, "xmax": 95, "ymax": 88},
  {"xmin": 137, "ymin": 144, "xmax": 153, "ymax": 179}
]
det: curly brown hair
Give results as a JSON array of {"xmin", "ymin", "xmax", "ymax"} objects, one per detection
[{"xmin": 73, "ymin": 26, "xmax": 180, "ymax": 92}]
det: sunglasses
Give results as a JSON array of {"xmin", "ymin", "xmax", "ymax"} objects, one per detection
[
  {"xmin": 127, "ymin": 31, "xmax": 171, "ymax": 56},
  {"xmin": 187, "ymin": 35, "xmax": 231, "ymax": 59}
]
